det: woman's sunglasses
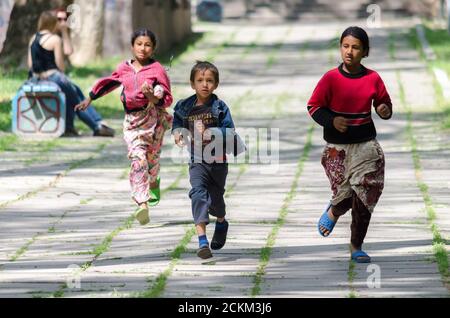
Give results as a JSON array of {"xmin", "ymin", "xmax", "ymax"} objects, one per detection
[{"xmin": 58, "ymin": 17, "xmax": 68, "ymax": 22}]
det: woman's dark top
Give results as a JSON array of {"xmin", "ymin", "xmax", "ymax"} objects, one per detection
[{"xmin": 31, "ymin": 32, "xmax": 58, "ymax": 73}]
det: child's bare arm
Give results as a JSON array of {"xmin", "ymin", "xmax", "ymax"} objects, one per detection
[{"xmin": 75, "ymin": 97, "xmax": 92, "ymax": 111}]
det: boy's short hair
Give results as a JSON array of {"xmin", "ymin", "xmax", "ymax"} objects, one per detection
[{"xmin": 190, "ymin": 61, "xmax": 220, "ymax": 84}]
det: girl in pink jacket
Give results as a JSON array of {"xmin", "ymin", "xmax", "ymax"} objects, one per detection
[{"xmin": 76, "ymin": 29, "xmax": 173, "ymax": 226}]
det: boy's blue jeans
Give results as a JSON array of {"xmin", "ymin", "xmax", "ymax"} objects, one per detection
[
  {"xmin": 47, "ymin": 71, "xmax": 103, "ymax": 132},
  {"xmin": 189, "ymin": 162, "xmax": 228, "ymax": 225}
]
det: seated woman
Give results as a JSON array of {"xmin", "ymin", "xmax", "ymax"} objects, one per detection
[{"xmin": 27, "ymin": 10, "xmax": 115, "ymax": 137}]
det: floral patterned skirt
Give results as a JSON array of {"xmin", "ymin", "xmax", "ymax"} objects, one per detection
[
  {"xmin": 321, "ymin": 139, "xmax": 385, "ymax": 213},
  {"xmin": 123, "ymin": 105, "xmax": 173, "ymax": 205}
]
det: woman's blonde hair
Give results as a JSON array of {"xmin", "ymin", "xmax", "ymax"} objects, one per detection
[{"xmin": 37, "ymin": 11, "xmax": 58, "ymax": 32}]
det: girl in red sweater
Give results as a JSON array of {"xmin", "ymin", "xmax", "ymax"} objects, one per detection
[
  {"xmin": 307, "ymin": 26, "xmax": 392, "ymax": 263},
  {"xmin": 75, "ymin": 29, "xmax": 173, "ymax": 226}
]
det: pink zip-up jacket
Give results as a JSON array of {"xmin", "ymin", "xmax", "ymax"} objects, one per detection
[{"xmin": 89, "ymin": 59, "xmax": 173, "ymax": 112}]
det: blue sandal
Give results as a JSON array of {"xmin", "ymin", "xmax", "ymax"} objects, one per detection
[
  {"xmin": 318, "ymin": 202, "xmax": 335, "ymax": 237},
  {"xmin": 351, "ymin": 250, "xmax": 371, "ymax": 263}
]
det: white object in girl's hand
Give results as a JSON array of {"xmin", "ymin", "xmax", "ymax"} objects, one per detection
[{"xmin": 154, "ymin": 85, "xmax": 164, "ymax": 99}]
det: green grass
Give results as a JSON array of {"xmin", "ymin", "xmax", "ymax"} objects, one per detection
[
  {"xmin": 0, "ymin": 133, "xmax": 17, "ymax": 152},
  {"xmin": 52, "ymin": 286, "xmax": 66, "ymax": 298},
  {"xmin": 347, "ymin": 291, "xmax": 358, "ymax": 298},
  {"xmin": 412, "ymin": 23, "xmax": 450, "ymax": 128},
  {"xmin": 91, "ymin": 215, "xmax": 135, "ymax": 257},
  {"xmin": 0, "ymin": 100, "xmax": 12, "ymax": 132},
  {"xmin": 348, "ymin": 261, "xmax": 356, "ymax": 283},
  {"xmin": 422, "ymin": 23, "xmax": 450, "ymax": 75},
  {"xmin": 9, "ymin": 233, "xmax": 40, "ymax": 262},
  {"xmin": 0, "ymin": 69, "xmax": 29, "ymax": 102},
  {"xmin": 80, "ymin": 198, "xmax": 94, "ymax": 205}
]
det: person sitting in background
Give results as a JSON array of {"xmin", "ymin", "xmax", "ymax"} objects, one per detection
[{"xmin": 27, "ymin": 10, "xmax": 115, "ymax": 137}]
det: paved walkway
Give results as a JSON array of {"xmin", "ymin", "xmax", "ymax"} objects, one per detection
[{"xmin": 0, "ymin": 17, "xmax": 448, "ymax": 298}]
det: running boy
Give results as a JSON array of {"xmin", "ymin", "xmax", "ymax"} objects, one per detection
[
  {"xmin": 172, "ymin": 61, "xmax": 237, "ymax": 259},
  {"xmin": 307, "ymin": 26, "xmax": 393, "ymax": 263}
]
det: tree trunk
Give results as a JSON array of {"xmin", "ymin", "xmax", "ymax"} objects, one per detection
[
  {"xmin": 0, "ymin": 0, "xmax": 15, "ymax": 54},
  {"xmin": 69, "ymin": 0, "xmax": 105, "ymax": 66},
  {"xmin": 102, "ymin": 0, "xmax": 133, "ymax": 58},
  {"xmin": 132, "ymin": 0, "xmax": 192, "ymax": 55},
  {"xmin": 0, "ymin": 0, "xmax": 72, "ymax": 68}
]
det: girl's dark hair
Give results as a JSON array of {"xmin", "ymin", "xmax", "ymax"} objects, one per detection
[
  {"xmin": 190, "ymin": 61, "xmax": 220, "ymax": 84},
  {"xmin": 340, "ymin": 26, "xmax": 370, "ymax": 57},
  {"xmin": 131, "ymin": 28, "xmax": 157, "ymax": 48}
]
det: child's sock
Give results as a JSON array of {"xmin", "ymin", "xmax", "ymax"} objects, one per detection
[{"xmin": 198, "ymin": 235, "xmax": 209, "ymax": 248}]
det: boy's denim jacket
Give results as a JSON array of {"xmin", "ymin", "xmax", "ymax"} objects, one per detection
[{"xmin": 172, "ymin": 94, "xmax": 246, "ymax": 156}]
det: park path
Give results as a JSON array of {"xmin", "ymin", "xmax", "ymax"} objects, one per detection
[{"xmin": 0, "ymin": 17, "xmax": 448, "ymax": 298}]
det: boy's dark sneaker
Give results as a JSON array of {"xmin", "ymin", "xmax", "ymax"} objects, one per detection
[
  {"xmin": 197, "ymin": 245, "xmax": 213, "ymax": 259},
  {"xmin": 211, "ymin": 220, "xmax": 229, "ymax": 250}
]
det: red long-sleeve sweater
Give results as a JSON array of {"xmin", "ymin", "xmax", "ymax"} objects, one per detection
[
  {"xmin": 89, "ymin": 59, "xmax": 173, "ymax": 112},
  {"xmin": 307, "ymin": 64, "xmax": 392, "ymax": 144}
]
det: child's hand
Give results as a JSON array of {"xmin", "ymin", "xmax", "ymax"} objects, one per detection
[
  {"xmin": 141, "ymin": 81, "xmax": 153, "ymax": 97},
  {"xmin": 154, "ymin": 85, "xmax": 164, "ymax": 100},
  {"xmin": 333, "ymin": 116, "xmax": 349, "ymax": 133},
  {"xmin": 376, "ymin": 104, "xmax": 392, "ymax": 119},
  {"xmin": 174, "ymin": 133, "xmax": 185, "ymax": 147},
  {"xmin": 74, "ymin": 98, "xmax": 91, "ymax": 111},
  {"xmin": 141, "ymin": 81, "xmax": 159, "ymax": 104}
]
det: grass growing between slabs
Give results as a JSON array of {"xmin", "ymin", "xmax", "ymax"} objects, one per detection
[{"xmin": 409, "ymin": 23, "xmax": 450, "ymax": 129}]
